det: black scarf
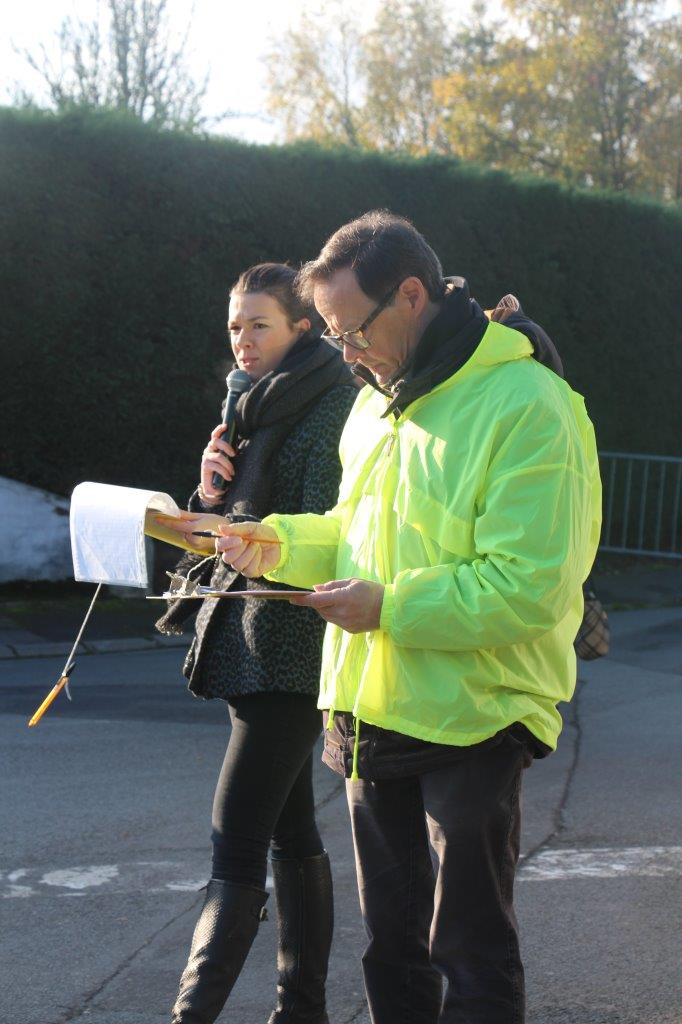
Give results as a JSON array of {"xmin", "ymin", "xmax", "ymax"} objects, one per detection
[
  {"xmin": 352, "ymin": 278, "xmax": 564, "ymax": 415},
  {"xmin": 224, "ymin": 331, "xmax": 352, "ymax": 518},
  {"xmin": 155, "ymin": 333, "xmax": 352, "ymax": 634},
  {"xmin": 381, "ymin": 278, "xmax": 488, "ymax": 418}
]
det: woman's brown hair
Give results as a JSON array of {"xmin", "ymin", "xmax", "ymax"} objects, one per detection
[{"xmin": 230, "ymin": 263, "xmax": 321, "ymax": 331}]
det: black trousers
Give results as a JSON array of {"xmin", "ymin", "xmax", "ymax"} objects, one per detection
[
  {"xmin": 346, "ymin": 730, "xmax": 532, "ymax": 1024},
  {"xmin": 211, "ymin": 693, "xmax": 325, "ymax": 889}
]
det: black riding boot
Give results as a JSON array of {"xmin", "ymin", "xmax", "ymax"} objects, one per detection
[
  {"xmin": 267, "ymin": 852, "xmax": 334, "ymax": 1024},
  {"xmin": 171, "ymin": 879, "xmax": 268, "ymax": 1024}
]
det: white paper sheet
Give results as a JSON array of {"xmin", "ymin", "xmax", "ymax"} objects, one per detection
[{"xmin": 70, "ymin": 482, "xmax": 179, "ymax": 588}]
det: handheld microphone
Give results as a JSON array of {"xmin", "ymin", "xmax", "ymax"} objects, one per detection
[{"xmin": 212, "ymin": 368, "xmax": 252, "ymax": 491}]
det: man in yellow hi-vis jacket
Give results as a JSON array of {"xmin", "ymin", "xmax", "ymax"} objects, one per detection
[{"xmin": 184, "ymin": 211, "xmax": 601, "ymax": 1024}]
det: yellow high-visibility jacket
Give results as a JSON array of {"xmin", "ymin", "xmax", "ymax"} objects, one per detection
[{"xmin": 264, "ymin": 320, "xmax": 601, "ymax": 751}]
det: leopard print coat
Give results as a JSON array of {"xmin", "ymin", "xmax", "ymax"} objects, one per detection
[{"xmin": 182, "ymin": 383, "xmax": 357, "ymax": 701}]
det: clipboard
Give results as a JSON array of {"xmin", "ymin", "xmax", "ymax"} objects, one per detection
[{"xmin": 147, "ymin": 588, "xmax": 311, "ymax": 600}]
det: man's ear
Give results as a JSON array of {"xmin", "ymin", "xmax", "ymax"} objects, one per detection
[
  {"xmin": 294, "ymin": 317, "xmax": 312, "ymax": 334},
  {"xmin": 399, "ymin": 276, "xmax": 428, "ymax": 313}
]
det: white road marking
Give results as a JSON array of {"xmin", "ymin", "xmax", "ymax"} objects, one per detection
[
  {"xmin": 42, "ymin": 865, "xmax": 119, "ymax": 889},
  {"xmin": 1, "ymin": 861, "xmax": 203, "ymax": 899},
  {"xmin": 5, "ymin": 869, "xmax": 31, "ymax": 895},
  {"xmin": 520, "ymin": 846, "xmax": 682, "ymax": 880},
  {"xmin": 3, "ymin": 847, "xmax": 681, "ymax": 898},
  {"xmin": 4, "ymin": 884, "xmax": 34, "ymax": 898},
  {"xmin": 163, "ymin": 880, "xmax": 208, "ymax": 892}
]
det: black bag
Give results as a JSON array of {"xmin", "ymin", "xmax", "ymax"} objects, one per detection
[{"xmin": 575, "ymin": 578, "xmax": 610, "ymax": 661}]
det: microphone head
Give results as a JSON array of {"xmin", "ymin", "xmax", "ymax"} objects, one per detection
[{"xmin": 226, "ymin": 368, "xmax": 252, "ymax": 394}]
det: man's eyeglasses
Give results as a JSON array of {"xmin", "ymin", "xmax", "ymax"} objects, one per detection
[{"xmin": 321, "ymin": 284, "xmax": 399, "ymax": 352}]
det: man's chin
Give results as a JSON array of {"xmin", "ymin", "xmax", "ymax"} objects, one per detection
[{"xmin": 370, "ymin": 364, "xmax": 393, "ymax": 385}]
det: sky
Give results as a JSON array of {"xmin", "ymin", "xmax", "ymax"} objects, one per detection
[
  {"xmin": 2, "ymin": 0, "xmax": 678, "ymax": 144},
  {"xmin": 2, "ymin": 0, "xmax": 381, "ymax": 143},
  {"xmin": 2, "ymin": 0, "xmax": 497, "ymax": 143}
]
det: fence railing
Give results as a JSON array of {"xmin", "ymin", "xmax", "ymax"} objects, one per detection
[{"xmin": 599, "ymin": 452, "xmax": 682, "ymax": 560}]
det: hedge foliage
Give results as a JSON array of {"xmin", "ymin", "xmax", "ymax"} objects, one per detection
[{"xmin": 1, "ymin": 107, "xmax": 680, "ymax": 504}]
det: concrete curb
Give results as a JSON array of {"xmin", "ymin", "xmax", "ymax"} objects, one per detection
[{"xmin": 0, "ymin": 634, "xmax": 191, "ymax": 660}]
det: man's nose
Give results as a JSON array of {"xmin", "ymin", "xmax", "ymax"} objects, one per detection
[{"xmin": 342, "ymin": 342, "xmax": 360, "ymax": 364}]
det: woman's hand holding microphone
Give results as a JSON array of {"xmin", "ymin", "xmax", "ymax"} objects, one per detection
[
  {"xmin": 157, "ymin": 424, "xmax": 282, "ymax": 566},
  {"xmin": 198, "ymin": 425, "xmax": 282, "ymax": 574},
  {"xmin": 199, "ymin": 424, "xmax": 237, "ymax": 504}
]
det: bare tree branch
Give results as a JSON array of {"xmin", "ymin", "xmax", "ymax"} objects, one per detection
[{"xmin": 15, "ymin": 0, "xmax": 207, "ymax": 132}]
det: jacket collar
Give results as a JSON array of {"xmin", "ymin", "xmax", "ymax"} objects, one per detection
[
  {"xmin": 380, "ymin": 277, "xmax": 488, "ymax": 417},
  {"xmin": 353, "ymin": 278, "xmax": 559, "ymax": 416}
]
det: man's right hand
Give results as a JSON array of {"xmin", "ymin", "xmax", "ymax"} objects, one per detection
[
  {"xmin": 200, "ymin": 424, "xmax": 236, "ymax": 502},
  {"xmin": 215, "ymin": 522, "xmax": 282, "ymax": 577}
]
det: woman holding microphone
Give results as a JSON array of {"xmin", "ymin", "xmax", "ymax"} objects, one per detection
[{"xmin": 157, "ymin": 263, "xmax": 356, "ymax": 1024}]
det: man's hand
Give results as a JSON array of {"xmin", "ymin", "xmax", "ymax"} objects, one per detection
[
  {"xmin": 289, "ymin": 578, "xmax": 384, "ymax": 633},
  {"xmin": 215, "ymin": 521, "xmax": 282, "ymax": 578}
]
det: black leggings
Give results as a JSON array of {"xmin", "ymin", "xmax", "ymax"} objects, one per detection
[{"xmin": 211, "ymin": 693, "xmax": 325, "ymax": 889}]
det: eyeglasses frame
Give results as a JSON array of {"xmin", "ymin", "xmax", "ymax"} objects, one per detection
[{"xmin": 321, "ymin": 283, "xmax": 400, "ymax": 352}]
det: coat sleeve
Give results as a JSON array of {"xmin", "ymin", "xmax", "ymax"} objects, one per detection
[
  {"xmin": 380, "ymin": 398, "xmax": 601, "ymax": 651},
  {"xmin": 263, "ymin": 385, "xmax": 357, "ymax": 590}
]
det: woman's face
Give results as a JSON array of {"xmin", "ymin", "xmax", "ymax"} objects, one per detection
[{"xmin": 228, "ymin": 291, "xmax": 309, "ymax": 381}]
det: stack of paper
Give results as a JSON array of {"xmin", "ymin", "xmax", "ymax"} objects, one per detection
[{"xmin": 70, "ymin": 482, "xmax": 181, "ymax": 589}]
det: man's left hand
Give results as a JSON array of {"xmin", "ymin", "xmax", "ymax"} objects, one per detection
[{"xmin": 289, "ymin": 578, "xmax": 384, "ymax": 633}]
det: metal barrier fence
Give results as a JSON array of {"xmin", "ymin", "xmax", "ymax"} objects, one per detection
[{"xmin": 599, "ymin": 452, "xmax": 682, "ymax": 560}]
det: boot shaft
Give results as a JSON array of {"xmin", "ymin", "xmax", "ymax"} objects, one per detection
[
  {"xmin": 268, "ymin": 852, "xmax": 333, "ymax": 1024},
  {"xmin": 172, "ymin": 879, "xmax": 268, "ymax": 1024}
]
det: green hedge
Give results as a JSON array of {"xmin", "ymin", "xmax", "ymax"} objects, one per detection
[{"xmin": 1, "ymin": 107, "xmax": 680, "ymax": 504}]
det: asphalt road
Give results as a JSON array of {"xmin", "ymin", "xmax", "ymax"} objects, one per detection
[{"xmin": 2, "ymin": 606, "xmax": 681, "ymax": 1024}]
